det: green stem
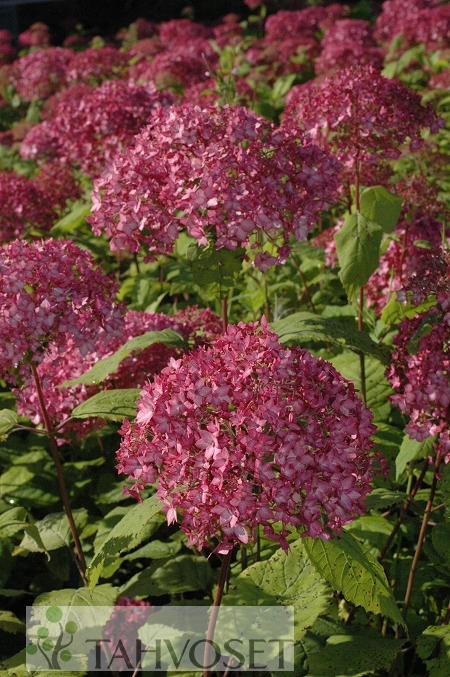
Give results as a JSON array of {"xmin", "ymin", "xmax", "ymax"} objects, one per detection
[{"xmin": 31, "ymin": 363, "xmax": 88, "ymax": 585}]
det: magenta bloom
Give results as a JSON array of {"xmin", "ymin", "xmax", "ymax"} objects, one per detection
[
  {"xmin": 11, "ymin": 47, "xmax": 73, "ymax": 101},
  {"xmin": 387, "ymin": 254, "xmax": 450, "ymax": 442},
  {"xmin": 0, "ymin": 239, "xmax": 123, "ymax": 376},
  {"xmin": 282, "ymin": 66, "xmax": 443, "ymax": 167},
  {"xmin": 65, "ymin": 46, "xmax": 128, "ymax": 85},
  {"xmin": 0, "ymin": 171, "xmax": 57, "ymax": 241},
  {"xmin": 15, "ymin": 306, "xmax": 222, "ymax": 440},
  {"xmin": 89, "ymin": 104, "xmax": 340, "ymax": 268},
  {"xmin": 117, "ymin": 320, "xmax": 380, "ymax": 553},
  {"xmin": 21, "ymin": 80, "xmax": 173, "ymax": 177}
]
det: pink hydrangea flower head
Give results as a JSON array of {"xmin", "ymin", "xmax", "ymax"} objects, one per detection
[
  {"xmin": 282, "ymin": 66, "xmax": 444, "ymax": 167},
  {"xmin": 65, "ymin": 46, "xmax": 128, "ymax": 85},
  {"xmin": 158, "ymin": 19, "xmax": 212, "ymax": 46},
  {"xmin": 20, "ymin": 80, "xmax": 173, "ymax": 177},
  {"xmin": 31, "ymin": 162, "xmax": 83, "ymax": 214},
  {"xmin": 387, "ymin": 251, "xmax": 450, "ymax": 440},
  {"xmin": 18, "ymin": 22, "xmax": 50, "ymax": 49},
  {"xmin": 117, "ymin": 320, "xmax": 380, "ymax": 553},
  {"xmin": 0, "ymin": 171, "xmax": 57, "ymax": 241},
  {"xmin": 315, "ymin": 19, "xmax": 383, "ymax": 75},
  {"xmin": 11, "ymin": 47, "xmax": 73, "ymax": 101},
  {"xmin": 375, "ymin": 0, "xmax": 450, "ymax": 51},
  {"xmin": 14, "ymin": 306, "xmax": 222, "ymax": 440},
  {"xmin": 89, "ymin": 104, "xmax": 341, "ymax": 267},
  {"xmin": 40, "ymin": 83, "xmax": 93, "ymax": 120},
  {"xmin": 0, "ymin": 239, "xmax": 123, "ymax": 376}
]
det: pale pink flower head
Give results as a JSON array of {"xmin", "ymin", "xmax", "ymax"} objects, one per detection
[
  {"xmin": 89, "ymin": 104, "xmax": 341, "ymax": 268},
  {"xmin": 117, "ymin": 319, "xmax": 380, "ymax": 554},
  {"xmin": 282, "ymin": 65, "xmax": 444, "ymax": 167},
  {"xmin": 11, "ymin": 47, "xmax": 72, "ymax": 101},
  {"xmin": 0, "ymin": 239, "xmax": 123, "ymax": 376}
]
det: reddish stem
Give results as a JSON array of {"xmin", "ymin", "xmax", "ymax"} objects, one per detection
[
  {"xmin": 203, "ymin": 550, "xmax": 233, "ymax": 677},
  {"xmin": 402, "ymin": 445, "xmax": 443, "ymax": 621},
  {"xmin": 378, "ymin": 459, "xmax": 429, "ymax": 562},
  {"xmin": 31, "ymin": 363, "xmax": 88, "ymax": 584}
]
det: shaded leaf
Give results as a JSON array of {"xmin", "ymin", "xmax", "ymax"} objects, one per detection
[
  {"xmin": 187, "ymin": 242, "xmax": 243, "ymax": 293},
  {"xmin": 18, "ymin": 510, "xmax": 88, "ymax": 553},
  {"xmin": 273, "ymin": 312, "xmax": 390, "ymax": 365},
  {"xmin": 308, "ymin": 627, "xmax": 405, "ymax": 676},
  {"xmin": 365, "ymin": 488, "xmax": 408, "ymax": 511},
  {"xmin": 416, "ymin": 624, "xmax": 450, "ymax": 677},
  {"xmin": 395, "ymin": 435, "xmax": 436, "ymax": 481},
  {"xmin": 119, "ymin": 554, "xmax": 213, "ymax": 597},
  {"xmin": 0, "ymin": 611, "xmax": 25, "ymax": 634}
]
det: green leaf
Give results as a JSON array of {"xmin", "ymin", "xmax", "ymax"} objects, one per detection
[
  {"xmin": 187, "ymin": 242, "xmax": 243, "ymax": 294},
  {"xmin": 0, "ymin": 507, "xmax": 47, "ymax": 554},
  {"xmin": 329, "ymin": 352, "xmax": 393, "ymax": 421},
  {"xmin": 0, "ymin": 611, "xmax": 25, "ymax": 634},
  {"xmin": 17, "ymin": 510, "xmax": 88, "ymax": 553},
  {"xmin": 273, "ymin": 312, "xmax": 391, "ymax": 365},
  {"xmin": 0, "ymin": 466, "xmax": 35, "ymax": 499},
  {"xmin": 365, "ymin": 488, "xmax": 408, "ymax": 512},
  {"xmin": 304, "ymin": 531, "xmax": 405, "ymax": 627},
  {"xmin": 93, "ymin": 505, "xmax": 163, "ymax": 553},
  {"xmin": 416, "ymin": 624, "xmax": 450, "ymax": 677},
  {"xmin": 439, "ymin": 463, "xmax": 450, "ymax": 521},
  {"xmin": 395, "ymin": 434, "xmax": 436, "ymax": 481},
  {"xmin": 334, "ymin": 213, "xmax": 384, "ymax": 299},
  {"xmin": 87, "ymin": 495, "xmax": 162, "ymax": 590},
  {"xmin": 71, "ymin": 389, "xmax": 141, "ymax": 422},
  {"xmin": 122, "ymin": 539, "xmax": 182, "ymax": 561},
  {"xmin": 381, "ymin": 293, "xmax": 437, "ymax": 325},
  {"xmin": 224, "ymin": 539, "xmax": 331, "ymax": 643},
  {"xmin": 0, "ymin": 410, "xmax": 18, "ymax": 438},
  {"xmin": 50, "ymin": 200, "xmax": 91, "ymax": 236},
  {"xmin": 359, "ymin": 186, "xmax": 403, "ymax": 234},
  {"xmin": 62, "ymin": 330, "xmax": 187, "ymax": 387},
  {"xmin": 308, "ymin": 627, "xmax": 405, "ymax": 676},
  {"xmin": 431, "ymin": 523, "xmax": 450, "ymax": 564},
  {"xmin": 119, "ymin": 554, "xmax": 213, "ymax": 596}
]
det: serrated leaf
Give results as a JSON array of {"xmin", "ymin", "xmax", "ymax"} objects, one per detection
[
  {"xmin": 308, "ymin": 628, "xmax": 405, "ymax": 676},
  {"xmin": 359, "ymin": 185, "xmax": 403, "ymax": 233},
  {"xmin": 416, "ymin": 625, "xmax": 450, "ymax": 677},
  {"xmin": 0, "ymin": 507, "xmax": 47, "ymax": 554},
  {"xmin": 71, "ymin": 389, "xmax": 141, "ymax": 422},
  {"xmin": 18, "ymin": 510, "xmax": 88, "ymax": 553},
  {"xmin": 0, "ymin": 611, "xmax": 25, "ymax": 634},
  {"xmin": 395, "ymin": 435, "xmax": 436, "ymax": 481},
  {"xmin": 62, "ymin": 329, "xmax": 187, "ymax": 387},
  {"xmin": 365, "ymin": 488, "xmax": 408, "ymax": 511},
  {"xmin": 273, "ymin": 312, "xmax": 391, "ymax": 365},
  {"xmin": 87, "ymin": 495, "xmax": 162, "ymax": 590},
  {"xmin": 224, "ymin": 539, "xmax": 331, "ymax": 643},
  {"xmin": 187, "ymin": 242, "xmax": 243, "ymax": 293},
  {"xmin": 119, "ymin": 554, "xmax": 213, "ymax": 597},
  {"xmin": 334, "ymin": 213, "xmax": 384, "ymax": 299},
  {"xmin": 0, "ymin": 410, "xmax": 18, "ymax": 438},
  {"xmin": 304, "ymin": 531, "xmax": 405, "ymax": 626}
]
